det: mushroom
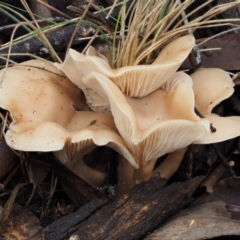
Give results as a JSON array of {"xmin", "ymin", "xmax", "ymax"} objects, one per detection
[
  {"xmin": 152, "ymin": 68, "xmax": 240, "ymax": 180},
  {"xmin": 81, "ymin": 71, "xmax": 210, "ymax": 187},
  {"xmin": 192, "ymin": 68, "xmax": 234, "ymax": 115},
  {"xmin": 191, "ymin": 68, "xmax": 240, "ymax": 144},
  {"xmin": 56, "ymin": 35, "xmax": 195, "ymax": 111},
  {"xmin": 57, "ymin": 37, "xmax": 240, "ymax": 191},
  {"xmin": 0, "ymin": 60, "xmax": 137, "ymax": 187}
]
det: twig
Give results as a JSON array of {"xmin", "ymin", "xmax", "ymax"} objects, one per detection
[
  {"xmin": 202, "ymin": 163, "xmax": 226, "ymax": 193},
  {"xmin": 194, "ymin": 107, "xmax": 217, "ymax": 133},
  {"xmin": 187, "ymin": 145, "xmax": 195, "ymax": 179},
  {"xmin": 211, "ymin": 144, "xmax": 236, "ymax": 177}
]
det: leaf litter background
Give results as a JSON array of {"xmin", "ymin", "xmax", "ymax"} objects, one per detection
[{"xmin": 0, "ymin": 0, "xmax": 240, "ymax": 239}]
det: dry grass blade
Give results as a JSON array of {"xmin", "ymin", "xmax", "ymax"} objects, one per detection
[
  {"xmin": 20, "ymin": 0, "xmax": 61, "ymax": 63},
  {"xmin": 113, "ymin": 0, "xmax": 240, "ymax": 67},
  {"xmin": 0, "ymin": 0, "xmax": 61, "ymax": 63},
  {"xmin": 0, "ymin": 112, "xmax": 10, "ymax": 140}
]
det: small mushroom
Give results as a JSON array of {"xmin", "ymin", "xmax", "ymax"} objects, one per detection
[
  {"xmin": 81, "ymin": 71, "xmax": 210, "ymax": 186},
  {"xmin": 191, "ymin": 68, "xmax": 240, "ymax": 144},
  {"xmin": 56, "ymin": 35, "xmax": 195, "ymax": 112},
  {"xmin": 152, "ymin": 68, "xmax": 240, "ymax": 181},
  {"xmin": 0, "ymin": 60, "xmax": 137, "ymax": 187},
  {"xmin": 191, "ymin": 68, "xmax": 234, "ymax": 115}
]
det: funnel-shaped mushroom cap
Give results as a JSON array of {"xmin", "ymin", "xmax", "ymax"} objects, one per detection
[
  {"xmin": 82, "ymin": 71, "xmax": 209, "ymax": 167},
  {"xmin": 191, "ymin": 68, "xmax": 234, "ymax": 115},
  {"xmin": 56, "ymin": 35, "xmax": 195, "ymax": 98},
  {"xmin": 0, "ymin": 60, "xmax": 137, "ymax": 168}
]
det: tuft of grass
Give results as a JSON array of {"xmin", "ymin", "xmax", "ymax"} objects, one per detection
[
  {"xmin": 112, "ymin": 0, "xmax": 240, "ymax": 68},
  {"xmin": 1, "ymin": 0, "xmax": 240, "ymax": 69}
]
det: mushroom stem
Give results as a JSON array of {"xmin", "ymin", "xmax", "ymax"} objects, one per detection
[
  {"xmin": 117, "ymin": 156, "xmax": 135, "ymax": 195},
  {"xmin": 152, "ymin": 147, "xmax": 188, "ymax": 179},
  {"xmin": 68, "ymin": 158, "xmax": 107, "ymax": 187},
  {"xmin": 133, "ymin": 159, "xmax": 157, "ymax": 184}
]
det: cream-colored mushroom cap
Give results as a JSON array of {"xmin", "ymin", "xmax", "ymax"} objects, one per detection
[
  {"xmin": 191, "ymin": 68, "xmax": 240, "ymax": 144},
  {"xmin": 0, "ymin": 59, "xmax": 87, "ymax": 149},
  {"xmin": 191, "ymin": 68, "xmax": 234, "ymax": 115},
  {"xmin": 0, "ymin": 60, "xmax": 137, "ymax": 169},
  {"xmin": 82, "ymin": 71, "xmax": 209, "ymax": 182},
  {"xmin": 56, "ymin": 35, "xmax": 195, "ymax": 99}
]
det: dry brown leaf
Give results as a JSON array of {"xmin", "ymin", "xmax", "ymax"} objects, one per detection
[
  {"xmin": 1, "ymin": 204, "xmax": 43, "ymax": 240},
  {"xmin": 0, "ymin": 183, "xmax": 29, "ymax": 227}
]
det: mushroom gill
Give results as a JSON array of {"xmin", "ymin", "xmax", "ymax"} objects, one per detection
[
  {"xmin": 81, "ymin": 71, "xmax": 210, "ymax": 187},
  {"xmin": 56, "ymin": 35, "xmax": 195, "ymax": 112},
  {"xmin": 152, "ymin": 68, "xmax": 240, "ymax": 181}
]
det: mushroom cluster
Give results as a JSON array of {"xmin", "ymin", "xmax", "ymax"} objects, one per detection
[
  {"xmin": 56, "ymin": 35, "xmax": 240, "ymax": 193},
  {"xmin": 1, "ymin": 34, "xmax": 240, "ymax": 194},
  {"xmin": 0, "ymin": 59, "xmax": 136, "ymax": 187}
]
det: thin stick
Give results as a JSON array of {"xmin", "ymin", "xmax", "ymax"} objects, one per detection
[
  {"xmin": 202, "ymin": 164, "xmax": 226, "ymax": 193},
  {"xmin": 211, "ymin": 144, "xmax": 236, "ymax": 177}
]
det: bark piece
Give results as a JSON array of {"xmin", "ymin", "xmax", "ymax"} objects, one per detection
[
  {"xmin": 145, "ymin": 201, "xmax": 240, "ymax": 240},
  {"xmin": 61, "ymin": 176, "xmax": 203, "ymax": 240},
  {"xmin": 44, "ymin": 199, "xmax": 109, "ymax": 240}
]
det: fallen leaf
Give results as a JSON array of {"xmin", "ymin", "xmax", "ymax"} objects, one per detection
[{"xmin": 1, "ymin": 203, "xmax": 43, "ymax": 240}]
